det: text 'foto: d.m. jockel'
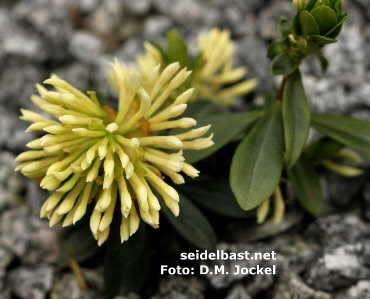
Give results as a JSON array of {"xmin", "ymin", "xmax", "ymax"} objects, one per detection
[{"xmin": 15, "ymin": 60, "xmax": 214, "ymax": 246}]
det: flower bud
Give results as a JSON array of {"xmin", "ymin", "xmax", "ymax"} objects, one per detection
[{"xmin": 293, "ymin": 0, "xmax": 306, "ymax": 12}]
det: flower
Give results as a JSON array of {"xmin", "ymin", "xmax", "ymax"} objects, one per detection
[
  {"xmin": 15, "ymin": 59, "xmax": 214, "ymax": 246},
  {"xmin": 136, "ymin": 28, "xmax": 258, "ymax": 106}
]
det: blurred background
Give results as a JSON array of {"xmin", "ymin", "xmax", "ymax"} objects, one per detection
[{"xmin": 0, "ymin": 0, "xmax": 369, "ymax": 298}]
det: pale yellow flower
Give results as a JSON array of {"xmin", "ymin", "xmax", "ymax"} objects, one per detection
[
  {"xmin": 137, "ymin": 28, "xmax": 259, "ymax": 106},
  {"xmin": 16, "ymin": 59, "xmax": 214, "ymax": 246}
]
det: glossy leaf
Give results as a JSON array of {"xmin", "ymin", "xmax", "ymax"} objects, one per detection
[
  {"xmin": 287, "ymin": 157, "xmax": 322, "ymax": 216},
  {"xmin": 311, "ymin": 114, "xmax": 370, "ymax": 154},
  {"xmin": 279, "ymin": 16, "xmax": 292, "ymax": 39},
  {"xmin": 283, "ymin": 69, "xmax": 311, "ymax": 168},
  {"xmin": 271, "ymin": 53, "xmax": 299, "ymax": 76},
  {"xmin": 177, "ymin": 111, "xmax": 262, "ymax": 164},
  {"xmin": 310, "ymin": 6, "xmax": 337, "ymax": 35},
  {"xmin": 299, "ymin": 11, "xmax": 320, "ymax": 35},
  {"xmin": 178, "ymin": 177, "xmax": 254, "ymax": 219},
  {"xmin": 159, "ymin": 191, "xmax": 217, "ymax": 250},
  {"xmin": 230, "ymin": 103, "xmax": 284, "ymax": 210}
]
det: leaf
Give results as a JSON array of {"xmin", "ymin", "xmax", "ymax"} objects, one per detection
[
  {"xmin": 174, "ymin": 110, "xmax": 262, "ymax": 165},
  {"xmin": 315, "ymin": 52, "xmax": 329, "ymax": 72},
  {"xmin": 106, "ymin": 212, "xmax": 146, "ymax": 263},
  {"xmin": 104, "ymin": 250, "xmax": 149, "ymax": 299},
  {"xmin": 287, "ymin": 157, "xmax": 322, "ymax": 216},
  {"xmin": 279, "ymin": 16, "xmax": 292, "ymax": 39},
  {"xmin": 299, "ymin": 11, "xmax": 320, "ymax": 35},
  {"xmin": 282, "ymin": 69, "xmax": 311, "ymax": 168},
  {"xmin": 305, "ymin": 0, "xmax": 318, "ymax": 11},
  {"xmin": 230, "ymin": 103, "xmax": 284, "ymax": 210},
  {"xmin": 267, "ymin": 40, "xmax": 285, "ymax": 60},
  {"xmin": 59, "ymin": 225, "xmax": 101, "ymax": 267},
  {"xmin": 310, "ymin": 6, "xmax": 337, "ymax": 35},
  {"xmin": 304, "ymin": 137, "xmax": 344, "ymax": 161},
  {"xmin": 325, "ymin": 13, "xmax": 348, "ymax": 38},
  {"xmin": 311, "ymin": 114, "xmax": 370, "ymax": 154},
  {"xmin": 178, "ymin": 177, "xmax": 254, "ymax": 219},
  {"xmin": 166, "ymin": 29, "xmax": 189, "ymax": 69},
  {"xmin": 311, "ymin": 35, "xmax": 337, "ymax": 46},
  {"xmin": 270, "ymin": 53, "xmax": 299, "ymax": 76},
  {"xmin": 159, "ymin": 191, "xmax": 217, "ymax": 250},
  {"xmin": 292, "ymin": 13, "xmax": 301, "ymax": 36},
  {"xmin": 179, "ymin": 101, "xmax": 219, "ymax": 119}
]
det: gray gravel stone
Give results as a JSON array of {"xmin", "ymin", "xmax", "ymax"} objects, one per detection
[
  {"xmin": 8, "ymin": 265, "xmax": 54, "ymax": 299},
  {"xmin": 123, "ymin": 0, "xmax": 151, "ymax": 17},
  {"xmin": 69, "ymin": 31, "xmax": 104, "ymax": 64},
  {"xmin": 143, "ymin": 16, "xmax": 173, "ymax": 44},
  {"xmin": 337, "ymin": 280, "xmax": 370, "ymax": 299},
  {"xmin": 272, "ymin": 271, "xmax": 331, "ymax": 299},
  {"xmin": 51, "ymin": 268, "xmax": 104, "ymax": 299},
  {"xmin": 226, "ymin": 284, "xmax": 251, "ymax": 299},
  {"xmin": 151, "ymin": 276, "xmax": 205, "ymax": 299},
  {"xmin": 0, "ymin": 206, "xmax": 60, "ymax": 264}
]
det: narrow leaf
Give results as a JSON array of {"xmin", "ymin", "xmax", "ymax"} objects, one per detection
[
  {"xmin": 311, "ymin": 35, "xmax": 337, "ymax": 46},
  {"xmin": 325, "ymin": 13, "xmax": 348, "ymax": 38},
  {"xmin": 166, "ymin": 29, "xmax": 189, "ymax": 68},
  {"xmin": 159, "ymin": 191, "xmax": 217, "ymax": 250},
  {"xmin": 287, "ymin": 157, "xmax": 322, "ymax": 216},
  {"xmin": 178, "ymin": 177, "xmax": 254, "ymax": 219},
  {"xmin": 315, "ymin": 52, "xmax": 329, "ymax": 72},
  {"xmin": 283, "ymin": 69, "xmax": 311, "ymax": 168},
  {"xmin": 173, "ymin": 111, "xmax": 262, "ymax": 164},
  {"xmin": 230, "ymin": 103, "xmax": 284, "ymax": 210},
  {"xmin": 311, "ymin": 114, "xmax": 370, "ymax": 154}
]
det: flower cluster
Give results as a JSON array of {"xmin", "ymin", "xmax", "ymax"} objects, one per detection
[
  {"xmin": 136, "ymin": 28, "xmax": 258, "ymax": 106},
  {"xmin": 16, "ymin": 60, "xmax": 214, "ymax": 245}
]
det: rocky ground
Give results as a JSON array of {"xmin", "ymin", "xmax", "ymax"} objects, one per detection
[{"xmin": 0, "ymin": 0, "xmax": 369, "ymax": 298}]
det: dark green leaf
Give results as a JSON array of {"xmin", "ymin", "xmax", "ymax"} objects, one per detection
[
  {"xmin": 315, "ymin": 52, "xmax": 329, "ymax": 72},
  {"xmin": 104, "ymin": 250, "xmax": 149, "ymax": 299},
  {"xmin": 279, "ymin": 16, "xmax": 293, "ymax": 39},
  {"xmin": 179, "ymin": 101, "xmax": 219, "ymax": 119},
  {"xmin": 230, "ymin": 103, "xmax": 284, "ymax": 210},
  {"xmin": 305, "ymin": 0, "xmax": 318, "ymax": 11},
  {"xmin": 335, "ymin": 0, "xmax": 342, "ymax": 17},
  {"xmin": 166, "ymin": 29, "xmax": 189, "ymax": 69},
  {"xmin": 292, "ymin": 13, "xmax": 301, "ymax": 35},
  {"xmin": 267, "ymin": 40, "xmax": 286, "ymax": 60},
  {"xmin": 178, "ymin": 177, "xmax": 254, "ymax": 219},
  {"xmin": 310, "ymin": 6, "xmax": 337, "ymax": 35},
  {"xmin": 106, "ymin": 212, "xmax": 146, "ymax": 263},
  {"xmin": 177, "ymin": 111, "xmax": 262, "ymax": 164},
  {"xmin": 287, "ymin": 157, "xmax": 322, "ymax": 216},
  {"xmin": 270, "ymin": 53, "xmax": 299, "ymax": 76},
  {"xmin": 282, "ymin": 69, "xmax": 311, "ymax": 168},
  {"xmin": 159, "ymin": 191, "xmax": 217, "ymax": 250},
  {"xmin": 311, "ymin": 114, "xmax": 370, "ymax": 154},
  {"xmin": 304, "ymin": 137, "xmax": 344, "ymax": 161},
  {"xmin": 311, "ymin": 35, "xmax": 337, "ymax": 46},
  {"xmin": 59, "ymin": 225, "xmax": 101, "ymax": 267},
  {"xmin": 299, "ymin": 11, "xmax": 320, "ymax": 35},
  {"xmin": 325, "ymin": 13, "xmax": 348, "ymax": 37}
]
